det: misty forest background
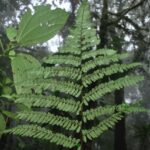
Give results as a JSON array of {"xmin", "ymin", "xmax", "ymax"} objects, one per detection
[{"xmin": 0, "ymin": 0, "xmax": 150, "ymax": 150}]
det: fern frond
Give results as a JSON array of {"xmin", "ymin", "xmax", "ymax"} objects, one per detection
[
  {"xmin": 15, "ymin": 94, "xmax": 81, "ymax": 114},
  {"xmin": 117, "ymin": 103, "xmax": 148, "ymax": 113},
  {"xmin": 28, "ymin": 66, "xmax": 81, "ymax": 81},
  {"xmin": 16, "ymin": 111, "xmax": 81, "ymax": 132},
  {"xmin": 5, "ymin": 125, "xmax": 79, "ymax": 148},
  {"xmin": 43, "ymin": 55, "xmax": 81, "ymax": 67},
  {"xmin": 59, "ymin": 2, "xmax": 100, "ymax": 55},
  {"xmin": 59, "ymin": 42, "xmax": 81, "ymax": 55},
  {"xmin": 82, "ymin": 53, "xmax": 129, "ymax": 73},
  {"xmin": 59, "ymin": 31, "xmax": 81, "ymax": 55},
  {"xmin": 44, "ymin": 66, "xmax": 81, "ymax": 80},
  {"xmin": 83, "ymin": 105, "xmax": 116, "ymax": 122},
  {"xmin": 16, "ymin": 79, "xmax": 82, "ymax": 97},
  {"xmin": 8, "ymin": 1, "xmax": 145, "ymax": 149},
  {"xmin": 83, "ymin": 75, "xmax": 144, "ymax": 104},
  {"xmin": 82, "ymin": 113, "xmax": 123, "ymax": 142},
  {"xmin": 82, "ymin": 49, "xmax": 116, "ymax": 60},
  {"xmin": 80, "ymin": 28, "xmax": 100, "ymax": 50},
  {"xmin": 82, "ymin": 63, "xmax": 141, "ymax": 86},
  {"xmin": 83, "ymin": 103, "xmax": 147, "ymax": 122}
]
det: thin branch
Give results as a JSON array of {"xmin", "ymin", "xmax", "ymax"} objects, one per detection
[
  {"xmin": 108, "ymin": 0, "xmax": 148, "ymax": 25},
  {"xmin": 121, "ymin": 16, "xmax": 146, "ymax": 31},
  {"xmin": 115, "ymin": 0, "xmax": 147, "ymax": 17},
  {"xmin": 0, "ymin": 39, "xmax": 4, "ymax": 53},
  {"xmin": 116, "ymin": 24, "xmax": 149, "ymax": 45},
  {"xmin": 115, "ymin": 15, "xmax": 147, "ymax": 32}
]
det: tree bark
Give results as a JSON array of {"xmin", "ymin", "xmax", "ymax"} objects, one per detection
[
  {"xmin": 98, "ymin": 0, "xmax": 108, "ymax": 48},
  {"xmin": 114, "ymin": 89, "xmax": 126, "ymax": 150},
  {"xmin": 110, "ymin": 27, "xmax": 127, "ymax": 150}
]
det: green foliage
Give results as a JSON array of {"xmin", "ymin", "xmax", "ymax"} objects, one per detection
[
  {"xmin": 83, "ymin": 63, "xmax": 141, "ymax": 86},
  {"xmin": 83, "ymin": 75, "xmax": 143, "ymax": 105},
  {"xmin": 1, "ymin": 4, "xmax": 69, "ymax": 138},
  {"xmin": 0, "ymin": 70, "xmax": 13, "ymax": 95},
  {"xmin": 15, "ymin": 94, "xmax": 81, "ymax": 114},
  {"xmin": 5, "ymin": 125, "xmax": 79, "ymax": 148},
  {"xmin": 83, "ymin": 103, "xmax": 148, "ymax": 122},
  {"xmin": 11, "ymin": 53, "xmax": 41, "ymax": 94},
  {"xmin": 0, "ymin": 64, "xmax": 15, "ymax": 136},
  {"xmin": 83, "ymin": 113, "xmax": 123, "ymax": 142},
  {"xmin": 2, "ymin": 110, "xmax": 16, "ymax": 119},
  {"xmin": 6, "ymin": 27, "xmax": 17, "ymax": 42},
  {"xmin": 7, "ymin": 5, "xmax": 68, "ymax": 46},
  {"xmin": 0, "ymin": 114, "xmax": 6, "ymax": 135},
  {"xmin": 16, "ymin": 111, "xmax": 81, "ymax": 132},
  {"xmin": 4, "ymin": 1, "xmax": 146, "ymax": 149}
]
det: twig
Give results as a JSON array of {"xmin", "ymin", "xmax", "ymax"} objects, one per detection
[
  {"xmin": 0, "ymin": 39, "xmax": 4, "ymax": 53},
  {"xmin": 108, "ymin": 0, "xmax": 148, "ymax": 25}
]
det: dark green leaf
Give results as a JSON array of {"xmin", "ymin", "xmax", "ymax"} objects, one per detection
[
  {"xmin": 2, "ymin": 110, "xmax": 16, "ymax": 119},
  {"xmin": 0, "ymin": 114, "xmax": 6, "ymax": 135},
  {"xmin": 16, "ymin": 103, "xmax": 31, "ymax": 111},
  {"xmin": 2, "ymin": 86, "xmax": 12, "ymax": 94}
]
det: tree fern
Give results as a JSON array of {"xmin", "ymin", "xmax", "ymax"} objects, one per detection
[{"xmin": 5, "ymin": 1, "xmax": 147, "ymax": 150}]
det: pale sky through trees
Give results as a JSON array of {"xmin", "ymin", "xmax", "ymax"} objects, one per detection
[{"xmin": 4, "ymin": 0, "xmax": 149, "ymax": 53}]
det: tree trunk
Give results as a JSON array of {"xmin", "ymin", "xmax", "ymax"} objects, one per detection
[
  {"xmin": 98, "ymin": 0, "xmax": 108, "ymax": 48},
  {"xmin": 114, "ymin": 89, "xmax": 126, "ymax": 150}
]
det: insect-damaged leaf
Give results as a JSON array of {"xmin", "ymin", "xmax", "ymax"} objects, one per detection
[{"xmin": 16, "ymin": 5, "xmax": 68, "ymax": 46}]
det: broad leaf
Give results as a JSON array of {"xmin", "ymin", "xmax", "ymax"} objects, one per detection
[
  {"xmin": 6, "ymin": 27, "xmax": 17, "ymax": 42},
  {"xmin": 16, "ymin": 5, "xmax": 69, "ymax": 46},
  {"xmin": 11, "ymin": 53, "xmax": 41, "ymax": 94}
]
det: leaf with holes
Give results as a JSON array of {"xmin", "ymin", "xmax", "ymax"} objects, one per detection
[{"xmin": 16, "ymin": 5, "xmax": 68, "ymax": 46}]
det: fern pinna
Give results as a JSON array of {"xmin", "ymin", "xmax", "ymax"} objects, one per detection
[{"xmin": 5, "ymin": 1, "xmax": 145, "ymax": 150}]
